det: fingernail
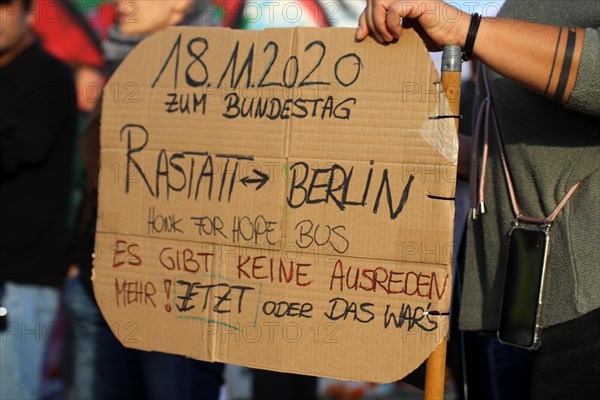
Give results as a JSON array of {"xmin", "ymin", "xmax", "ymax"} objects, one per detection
[{"xmin": 356, "ymin": 26, "xmax": 363, "ymax": 38}]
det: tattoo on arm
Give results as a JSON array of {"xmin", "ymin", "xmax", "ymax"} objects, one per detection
[
  {"xmin": 545, "ymin": 27, "xmax": 578, "ymax": 102},
  {"xmin": 544, "ymin": 27, "xmax": 563, "ymax": 95},
  {"xmin": 554, "ymin": 28, "xmax": 577, "ymax": 102}
]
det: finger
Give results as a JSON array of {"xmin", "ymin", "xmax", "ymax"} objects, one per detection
[
  {"xmin": 366, "ymin": 1, "xmax": 384, "ymax": 43},
  {"xmin": 356, "ymin": 11, "xmax": 369, "ymax": 41},
  {"xmin": 373, "ymin": 1, "xmax": 395, "ymax": 42},
  {"xmin": 385, "ymin": 5, "xmax": 403, "ymax": 38}
]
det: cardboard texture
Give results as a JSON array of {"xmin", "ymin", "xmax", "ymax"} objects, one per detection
[{"xmin": 95, "ymin": 27, "xmax": 458, "ymax": 383}]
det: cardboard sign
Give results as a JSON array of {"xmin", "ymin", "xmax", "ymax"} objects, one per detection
[{"xmin": 95, "ymin": 27, "xmax": 457, "ymax": 383}]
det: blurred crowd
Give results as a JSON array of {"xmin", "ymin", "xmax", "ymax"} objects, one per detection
[{"xmin": 0, "ymin": 1, "xmax": 361, "ymax": 399}]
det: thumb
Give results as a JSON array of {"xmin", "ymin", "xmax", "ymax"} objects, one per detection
[{"xmin": 356, "ymin": 11, "xmax": 369, "ymax": 41}]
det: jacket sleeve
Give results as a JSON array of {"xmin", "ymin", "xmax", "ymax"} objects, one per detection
[{"xmin": 567, "ymin": 27, "xmax": 600, "ymax": 117}]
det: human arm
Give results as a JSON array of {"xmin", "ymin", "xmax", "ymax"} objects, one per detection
[{"xmin": 355, "ymin": 0, "xmax": 596, "ymax": 109}]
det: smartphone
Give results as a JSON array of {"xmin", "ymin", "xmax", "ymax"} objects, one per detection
[{"xmin": 497, "ymin": 225, "xmax": 550, "ymax": 350}]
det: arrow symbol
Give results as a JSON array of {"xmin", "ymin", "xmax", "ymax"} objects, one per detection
[{"xmin": 241, "ymin": 169, "xmax": 269, "ymax": 190}]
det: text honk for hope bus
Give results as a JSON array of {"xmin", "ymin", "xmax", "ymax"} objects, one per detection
[{"xmin": 96, "ymin": 27, "xmax": 458, "ymax": 383}]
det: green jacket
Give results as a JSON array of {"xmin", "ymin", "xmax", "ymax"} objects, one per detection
[{"xmin": 460, "ymin": 0, "xmax": 600, "ymax": 331}]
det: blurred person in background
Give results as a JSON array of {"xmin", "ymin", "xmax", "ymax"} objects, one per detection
[
  {"xmin": 27, "ymin": 1, "xmax": 112, "ymax": 396},
  {"xmin": 69, "ymin": 1, "xmax": 224, "ymax": 399},
  {"xmin": 0, "ymin": 0, "xmax": 77, "ymax": 398}
]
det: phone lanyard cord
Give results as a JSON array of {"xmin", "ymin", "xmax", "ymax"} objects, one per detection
[{"xmin": 470, "ymin": 67, "xmax": 580, "ymax": 226}]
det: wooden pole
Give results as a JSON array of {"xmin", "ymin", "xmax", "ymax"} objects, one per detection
[
  {"xmin": 440, "ymin": 45, "xmax": 462, "ymax": 132},
  {"xmin": 424, "ymin": 340, "xmax": 449, "ymax": 400},
  {"xmin": 423, "ymin": 45, "xmax": 462, "ymax": 400}
]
